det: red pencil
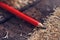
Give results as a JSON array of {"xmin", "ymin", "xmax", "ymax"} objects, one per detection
[{"xmin": 0, "ymin": 2, "xmax": 45, "ymax": 28}]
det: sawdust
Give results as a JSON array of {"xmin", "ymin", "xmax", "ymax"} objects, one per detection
[
  {"xmin": 0, "ymin": 0, "xmax": 37, "ymax": 9},
  {"xmin": 28, "ymin": 7, "xmax": 60, "ymax": 40}
]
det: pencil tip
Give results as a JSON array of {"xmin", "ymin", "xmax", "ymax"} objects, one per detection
[
  {"xmin": 41, "ymin": 26, "xmax": 46, "ymax": 29},
  {"xmin": 37, "ymin": 23, "xmax": 46, "ymax": 29}
]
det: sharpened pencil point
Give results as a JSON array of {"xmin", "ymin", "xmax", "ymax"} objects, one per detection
[{"xmin": 37, "ymin": 23, "xmax": 46, "ymax": 29}]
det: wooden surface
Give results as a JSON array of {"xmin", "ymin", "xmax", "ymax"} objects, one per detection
[
  {"xmin": 0, "ymin": 0, "xmax": 60, "ymax": 40},
  {"xmin": 0, "ymin": 0, "xmax": 44, "ymax": 40}
]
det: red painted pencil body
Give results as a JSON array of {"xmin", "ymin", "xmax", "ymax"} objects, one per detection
[{"xmin": 0, "ymin": 2, "xmax": 44, "ymax": 27}]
